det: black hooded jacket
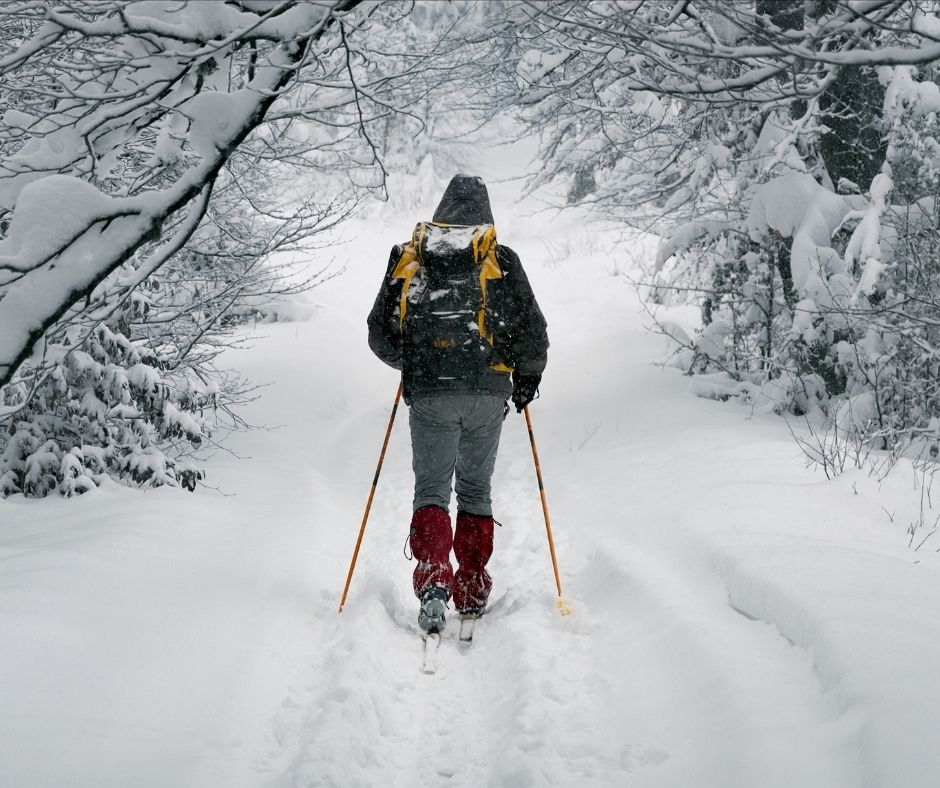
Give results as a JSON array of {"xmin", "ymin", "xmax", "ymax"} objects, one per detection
[
  {"xmin": 367, "ymin": 175, "xmax": 548, "ymax": 403},
  {"xmin": 432, "ymin": 173, "xmax": 495, "ymax": 225}
]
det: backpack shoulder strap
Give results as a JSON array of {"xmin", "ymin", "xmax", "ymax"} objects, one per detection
[
  {"xmin": 472, "ymin": 225, "xmax": 503, "ymax": 343},
  {"xmin": 390, "ymin": 223, "xmax": 428, "ymax": 330}
]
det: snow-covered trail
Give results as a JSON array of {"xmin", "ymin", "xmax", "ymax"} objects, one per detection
[
  {"xmin": 3, "ymin": 164, "xmax": 939, "ymax": 786},
  {"xmin": 236, "ymin": 212, "xmax": 854, "ymax": 788}
]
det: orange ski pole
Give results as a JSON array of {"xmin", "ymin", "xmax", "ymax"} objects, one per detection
[
  {"xmin": 523, "ymin": 404, "xmax": 571, "ymax": 614},
  {"xmin": 339, "ymin": 382, "xmax": 403, "ymax": 612}
]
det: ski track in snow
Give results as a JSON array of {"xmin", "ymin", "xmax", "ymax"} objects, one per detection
[
  {"xmin": 216, "ymin": 210, "xmax": 855, "ymax": 787},
  {"xmin": 0, "ymin": 231, "xmax": 851, "ymax": 788},
  {"xmin": 5, "ymin": 158, "xmax": 938, "ymax": 785}
]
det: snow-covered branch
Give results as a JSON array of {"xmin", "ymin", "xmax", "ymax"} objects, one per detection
[{"xmin": 0, "ymin": 0, "xmax": 361, "ymax": 389}]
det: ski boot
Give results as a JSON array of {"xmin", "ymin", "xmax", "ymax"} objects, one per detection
[{"xmin": 418, "ymin": 586, "xmax": 449, "ymax": 634}]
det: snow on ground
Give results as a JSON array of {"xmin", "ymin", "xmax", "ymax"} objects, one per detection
[{"xmin": 2, "ymin": 155, "xmax": 940, "ymax": 787}]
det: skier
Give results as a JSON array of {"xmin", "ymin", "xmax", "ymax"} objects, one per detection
[{"xmin": 367, "ymin": 174, "xmax": 549, "ymax": 634}]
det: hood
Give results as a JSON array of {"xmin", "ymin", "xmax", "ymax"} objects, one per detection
[{"xmin": 432, "ymin": 174, "xmax": 494, "ymax": 226}]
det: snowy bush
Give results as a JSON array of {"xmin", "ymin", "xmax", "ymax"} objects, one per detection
[
  {"xmin": 0, "ymin": 181, "xmax": 334, "ymax": 499},
  {"xmin": 0, "ymin": 316, "xmax": 216, "ymax": 497}
]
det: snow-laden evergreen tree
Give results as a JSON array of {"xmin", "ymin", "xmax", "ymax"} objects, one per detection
[{"xmin": 0, "ymin": 293, "xmax": 214, "ymax": 497}]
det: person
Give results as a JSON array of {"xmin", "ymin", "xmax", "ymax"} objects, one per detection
[{"xmin": 367, "ymin": 174, "xmax": 549, "ymax": 633}]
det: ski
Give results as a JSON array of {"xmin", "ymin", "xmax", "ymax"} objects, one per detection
[
  {"xmin": 458, "ymin": 614, "xmax": 480, "ymax": 646},
  {"xmin": 421, "ymin": 633, "xmax": 441, "ymax": 674}
]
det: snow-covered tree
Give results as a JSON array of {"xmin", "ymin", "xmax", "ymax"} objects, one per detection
[
  {"xmin": 2, "ymin": 2, "xmax": 338, "ymax": 385},
  {"xmin": 489, "ymin": 0, "xmax": 940, "ymax": 456},
  {"xmin": 0, "ymin": 0, "xmax": 442, "ymax": 496}
]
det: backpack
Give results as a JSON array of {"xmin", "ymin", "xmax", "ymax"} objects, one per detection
[{"xmin": 391, "ymin": 222, "xmax": 514, "ymax": 383}]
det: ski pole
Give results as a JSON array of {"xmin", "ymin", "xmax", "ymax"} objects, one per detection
[
  {"xmin": 523, "ymin": 404, "xmax": 572, "ymax": 615},
  {"xmin": 339, "ymin": 382, "xmax": 403, "ymax": 613}
]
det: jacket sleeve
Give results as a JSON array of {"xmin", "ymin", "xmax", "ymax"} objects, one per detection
[
  {"xmin": 498, "ymin": 245, "xmax": 548, "ymax": 376},
  {"xmin": 367, "ymin": 245, "xmax": 404, "ymax": 370}
]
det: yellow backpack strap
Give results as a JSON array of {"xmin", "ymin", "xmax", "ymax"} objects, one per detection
[
  {"xmin": 474, "ymin": 225, "xmax": 502, "ymax": 344},
  {"xmin": 471, "ymin": 224, "xmax": 497, "ymax": 262},
  {"xmin": 390, "ymin": 223, "xmax": 427, "ymax": 330}
]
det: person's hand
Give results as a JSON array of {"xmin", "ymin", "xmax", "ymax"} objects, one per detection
[{"xmin": 511, "ymin": 373, "xmax": 541, "ymax": 412}]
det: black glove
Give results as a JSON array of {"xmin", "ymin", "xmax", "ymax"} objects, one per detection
[{"xmin": 511, "ymin": 373, "xmax": 541, "ymax": 412}]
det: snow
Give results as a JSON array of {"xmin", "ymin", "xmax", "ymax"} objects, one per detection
[
  {"xmin": 747, "ymin": 171, "xmax": 854, "ymax": 302},
  {"xmin": 424, "ymin": 223, "xmax": 485, "ymax": 254},
  {"xmin": 2, "ymin": 108, "xmax": 37, "ymax": 132},
  {"xmin": 162, "ymin": 401, "xmax": 203, "ymax": 438},
  {"xmin": 123, "ymin": 0, "xmax": 259, "ymax": 38},
  {"xmin": 854, "ymin": 257, "xmax": 886, "ymax": 300},
  {"xmin": 0, "ymin": 27, "xmax": 308, "ymax": 385},
  {"xmin": 844, "ymin": 169, "xmax": 894, "ymax": 303},
  {"xmin": 834, "ymin": 391, "xmax": 878, "ymax": 432},
  {"xmin": 1, "ymin": 146, "xmax": 939, "ymax": 787},
  {"xmin": 630, "ymin": 91, "xmax": 667, "ymax": 123},
  {"xmin": 655, "ymin": 218, "xmax": 730, "ymax": 268},
  {"xmin": 517, "ymin": 48, "xmax": 572, "ymax": 85},
  {"xmin": 751, "ymin": 111, "xmax": 807, "ymax": 178},
  {"xmin": 125, "ymin": 362, "xmax": 162, "ymax": 392},
  {"xmin": 0, "ymin": 176, "xmax": 119, "ymax": 280},
  {"xmin": 881, "ymin": 65, "xmax": 940, "ymax": 118},
  {"xmin": 0, "ymin": 128, "xmax": 87, "ymax": 211},
  {"xmin": 182, "ymin": 90, "xmax": 264, "ymax": 159},
  {"xmin": 0, "ymin": 178, "xmax": 156, "ymax": 382}
]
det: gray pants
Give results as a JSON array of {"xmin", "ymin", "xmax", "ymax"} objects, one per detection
[{"xmin": 409, "ymin": 394, "xmax": 505, "ymax": 516}]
